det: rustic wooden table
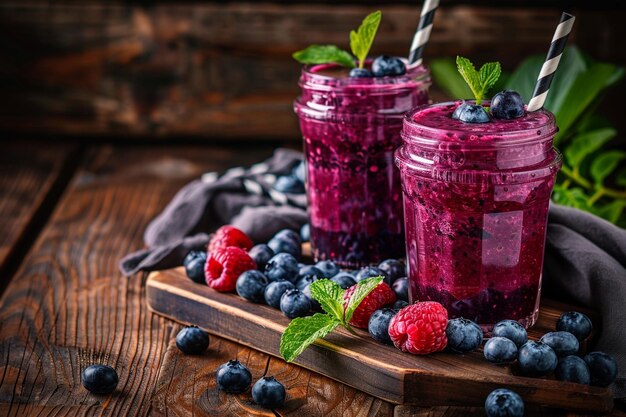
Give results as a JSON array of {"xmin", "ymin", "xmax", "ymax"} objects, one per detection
[{"xmin": 0, "ymin": 141, "xmax": 624, "ymax": 417}]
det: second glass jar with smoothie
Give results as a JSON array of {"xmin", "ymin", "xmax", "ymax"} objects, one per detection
[{"xmin": 294, "ymin": 63, "xmax": 430, "ymax": 268}]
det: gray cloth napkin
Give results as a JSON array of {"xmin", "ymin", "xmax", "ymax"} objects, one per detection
[{"xmin": 119, "ymin": 148, "xmax": 625, "ymax": 398}]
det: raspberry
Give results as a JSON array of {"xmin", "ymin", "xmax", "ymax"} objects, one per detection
[
  {"xmin": 205, "ymin": 247, "xmax": 256, "ymax": 292},
  {"xmin": 343, "ymin": 283, "xmax": 396, "ymax": 329},
  {"xmin": 208, "ymin": 226, "xmax": 253, "ymax": 253},
  {"xmin": 388, "ymin": 302, "xmax": 448, "ymax": 355}
]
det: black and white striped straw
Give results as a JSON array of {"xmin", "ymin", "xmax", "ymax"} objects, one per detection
[
  {"xmin": 408, "ymin": 0, "xmax": 440, "ymax": 68},
  {"xmin": 527, "ymin": 12, "xmax": 576, "ymax": 112}
]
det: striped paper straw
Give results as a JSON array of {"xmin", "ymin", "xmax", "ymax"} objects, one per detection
[
  {"xmin": 527, "ymin": 12, "xmax": 576, "ymax": 112},
  {"xmin": 408, "ymin": 0, "xmax": 440, "ymax": 68}
]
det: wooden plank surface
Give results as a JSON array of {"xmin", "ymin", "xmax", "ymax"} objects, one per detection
[{"xmin": 146, "ymin": 268, "xmax": 613, "ymax": 414}]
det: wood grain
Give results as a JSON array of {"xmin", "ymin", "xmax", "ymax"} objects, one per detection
[{"xmin": 146, "ymin": 268, "xmax": 613, "ymax": 413}]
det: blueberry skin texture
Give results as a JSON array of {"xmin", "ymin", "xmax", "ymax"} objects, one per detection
[
  {"xmin": 264, "ymin": 280, "xmax": 295, "ymax": 309},
  {"xmin": 274, "ymin": 229, "xmax": 301, "ymax": 246},
  {"xmin": 454, "ymin": 103, "xmax": 490, "ymax": 124},
  {"xmin": 392, "ymin": 300, "xmax": 409, "ymax": 311},
  {"xmin": 236, "ymin": 270, "xmax": 269, "ymax": 303},
  {"xmin": 490, "ymin": 90, "xmax": 525, "ymax": 120},
  {"xmin": 517, "ymin": 341, "xmax": 558, "ymax": 376},
  {"xmin": 446, "ymin": 318, "xmax": 483, "ymax": 353},
  {"xmin": 183, "ymin": 251, "xmax": 207, "ymax": 284},
  {"xmin": 492, "ymin": 320, "xmax": 528, "ymax": 347},
  {"xmin": 391, "ymin": 277, "xmax": 409, "ymax": 302},
  {"xmin": 216, "ymin": 360, "xmax": 252, "ymax": 394},
  {"xmin": 349, "ymin": 68, "xmax": 374, "ymax": 78},
  {"xmin": 280, "ymin": 289, "xmax": 311, "ymax": 319},
  {"xmin": 484, "ymin": 337, "xmax": 518, "ymax": 364},
  {"xmin": 368, "ymin": 308, "xmax": 397, "ymax": 344},
  {"xmin": 297, "ymin": 265, "xmax": 323, "ymax": 283},
  {"xmin": 302, "ymin": 283, "xmax": 322, "ymax": 312},
  {"xmin": 252, "ymin": 376, "xmax": 287, "ymax": 408},
  {"xmin": 315, "ymin": 260, "xmax": 340, "ymax": 278},
  {"xmin": 249, "ymin": 244, "xmax": 275, "ymax": 271},
  {"xmin": 355, "ymin": 266, "xmax": 389, "ymax": 285},
  {"xmin": 274, "ymin": 175, "xmax": 305, "ymax": 194},
  {"xmin": 556, "ymin": 355, "xmax": 591, "ymax": 384},
  {"xmin": 81, "ymin": 364, "xmax": 119, "ymax": 394},
  {"xmin": 540, "ymin": 331, "xmax": 580, "ymax": 356},
  {"xmin": 268, "ymin": 237, "xmax": 301, "ymax": 260},
  {"xmin": 371, "ymin": 55, "xmax": 406, "ymax": 77},
  {"xmin": 265, "ymin": 253, "xmax": 299, "ymax": 283},
  {"xmin": 484, "ymin": 388, "xmax": 524, "ymax": 417},
  {"xmin": 377, "ymin": 259, "xmax": 406, "ymax": 283},
  {"xmin": 557, "ymin": 311, "xmax": 592, "ymax": 341},
  {"xmin": 331, "ymin": 272, "xmax": 357, "ymax": 289},
  {"xmin": 176, "ymin": 326, "xmax": 210, "ymax": 355},
  {"xmin": 300, "ymin": 223, "xmax": 310, "ymax": 242},
  {"xmin": 584, "ymin": 352, "xmax": 618, "ymax": 387}
]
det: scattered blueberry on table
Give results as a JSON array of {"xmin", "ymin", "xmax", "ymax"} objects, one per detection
[
  {"xmin": 555, "ymin": 355, "xmax": 591, "ymax": 384},
  {"xmin": 492, "ymin": 320, "xmax": 528, "ymax": 347},
  {"xmin": 355, "ymin": 266, "xmax": 389, "ymax": 285},
  {"xmin": 183, "ymin": 250, "xmax": 207, "ymax": 284},
  {"xmin": 484, "ymin": 388, "xmax": 524, "ymax": 417},
  {"xmin": 483, "ymin": 337, "xmax": 518, "ymax": 364},
  {"xmin": 252, "ymin": 376, "xmax": 287, "ymax": 408},
  {"xmin": 377, "ymin": 259, "xmax": 405, "ymax": 283},
  {"xmin": 236, "ymin": 270, "xmax": 269, "ymax": 303},
  {"xmin": 265, "ymin": 253, "xmax": 299, "ymax": 283},
  {"xmin": 368, "ymin": 308, "xmax": 397, "ymax": 344},
  {"xmin": 315, "ymin": 260, "xmax": 340, "ymax": 278},
  {"xmin": 540, "ymin": 331, "xmax": 579, "ymax": 356},
  {"xmin": 264, "ymin": 280, "xmax": 296, "ymax": 309},
  {"xmin": 517, "ymin": 341, "xmax": 558, "ymax": 376},
  {"xmin": 280, "ymin": 288, "xmax": 312, "ymax": 319},
  {"xmin": 248, "ymin": 244, "xmax": 275, "ymax": 271},
  {"xmin": 391, "ymin": 277, "xmax": 409, "ymax": 302},
  {"xmin": 296, "ymin": 265, "xmax": 322, "ymax": 290},
  {"xmin": 584, "ymin": 351, "xmax": 618, "ymax": 387},
  {"xmin": 392, "ymin": 300, "xmax": 409, "ymax": 311},
  {"xmin": 330, "ymin": 271, "xmax": 357, "ymax": 289},
  {"xmin": 176, "ymin": 325, "xmax": 210, "ymax": 355},
  {"xmin": 446, "ymin": 318, "xmax": 483, "ymax": 353},
  {"xmin": 81, "ymin": 364, "xmax": 119, "ymax": 395},
  {"xmin": 556, "ymin": 311, "xmax": 592, "ymax": 342},
  {"xmin": 216, "ymin": 360, "xmax": 252, "ymax": 394}
]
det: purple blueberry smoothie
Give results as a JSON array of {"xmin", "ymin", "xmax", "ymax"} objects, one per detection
[
  {"xmin": 294, "ymin": 63, "xmax": 430, "ymax": 268},
  {"xmin": 395, "ymin": 101, "xmax": 562, "ymax": 333}
]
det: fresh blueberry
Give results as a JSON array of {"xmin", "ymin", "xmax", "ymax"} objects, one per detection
[
  {"xmin": 355, "ymin": 266, "xmax": 389, "ymax": 285},
  {"xmin": 268, "ymin": 237, "xmax": 301, "ymax": 260},
  {"xmin": 264, "ymin": 280, "xmax": 295, "ymax": 309},
  {"xmin": 446, "ymin": 318, "xmax": 483, "ymax": 353},
  {"xmin": 517, "ymin": 341, "xmax": 558, "ymax": 376},
  {"xmin": 274, "ymin": 175, "xmax": 305, "ymax": 194},
  {"xmin": 280, "ymin": 289, "xmax": 311, "ymax": 319},
  {"xmin": 300, "ymin": 223, "xmax": 310, "ymax": 241},
  {"xmin": 81, "ymin": 364, "xmax": 118, "ymax": 394},
  {"xmin": 183, "ymin": 251, "xmax": 207, "ymax": 284},
  {"xmin": 392, "ymin": 300, "xmax": 409, "ymax": 311},
  {"xmin": 265, "ymin": 253, "xmax": 299, "ymax": 283},
  {"xmin": 371, "ymin": 55, "xmax": 406, "ymax": 77},
  {"xmin": 297, "ymin": 265, "xmax": 323, "ymax": 289},
  {"xmin": 249, "ymin": 244, "xmax": 275, "ymax": 271},
  {"xmin": 484, "ymin": 337, "xmax": 518, "ymax": 364},
  {"xmin": 349, "ymin": 68, "xmax": 374, "ymax": 78},
  {"xmin": 557, "ymin": 311, "xmax": 592, "ymax": 342},
  {"xmin": 484, "ymin": 388, "xmax": 524, "ymax": 417},
  {"xmin": 293, "ymin": 160, "xmax": 306, "ymax": 183},
  {"xmin": 540, "ymin": 331, "xmax": 580, "ymax": 356},
  {"xmin": 490, "ymin": 90, "xmax": 525, "ymax": 120},
  {"xmin": 555, "ymin": 355, "xmax": 591, "ymax": 385},
  {"xmin": 377, "ymin": 259, "xmax": 406, "ymax": 284},
  {"xmin": 236, "ymin": 270, "xmax": 269, "ymax": 303},
  {"xmin": 368, "ymin": 308, "xmax": 396, "ymax": 344},
  {"xmin": 453, "ymin": 103, "xmax": 490, "ymax": 124},
  {"xmin": 584, "ymin": 352, "xmax": 618, "ymax": 387},
  {"xmin": 492, "ymin": 320, "xmax": 528, "ymax": 347},
  {"xmin": 302, "ymin": 282, "xmax": 322, "ymax": 312},
  {"xmin": 391, "ymin": 277, "xmax": 409, "ymax": 302},
  {"xmin": 216, "ymin": 360, "xmax": 252, "ymax": 394},
  {"xmin": 274, "ymin": 229, "xmax": 301, "ymax": 246},
  {"xmin": 176, "ymin": 325, "xmax": 210, "ymax": 354},
  {"xmin": 331, "ymin": 272, "xmax": 357, "ymax": 289},
  {"xmin": 315, "ymin": 260, "xmax": 340, "ymax": 278},
  {"xmin": 252, "ymin": 376, "xmax": 287, "ymax": 408}
]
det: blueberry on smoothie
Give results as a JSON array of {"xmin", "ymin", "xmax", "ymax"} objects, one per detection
[
  {"xmin": 350, "ymin": 68, "xmax": 373, "ymax": 78},
  {"xmin": 453, "ymin": 103, "xmax": 490, "ymax": 124},
  {"xmin": 490, "ymin": 90, "xmax": 525, "ymax": 120},
  {"xmin": 372, "ymin": 56, "xmax": 406, "ymax": 77}
]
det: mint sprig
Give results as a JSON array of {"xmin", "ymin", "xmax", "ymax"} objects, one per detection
[
  {"xmin": 292, "ymin": 45, "xmax": 356, "ymax": 68},
  {"xmin": 456, "ymin": 56, "xmax": 502, "ymax": 104},
  {"xmin": 350, "ymin": 10, "xmax": 382, "ymax": 69},
  {"xmin": 279, "ymin": 276, "xmax": 383, "ymax": 362}
]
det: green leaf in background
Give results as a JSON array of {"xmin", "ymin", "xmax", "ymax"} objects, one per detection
[
  {"xmin": 564, "ymin": 128, "xmax": 617, "ymax": 168},
  {"xmin": 552, "ymin": 185, "xmax": 592, "ymax": 211},
  {"xmin": 293, "ymin": 45, "xmax": 356, "ymax": 68},
  {"xmin": 310, "ymin": 279, "xmax": 345, "ymax": 320},
  {"xmin": 350, "ymin": 10, "xmax": 382, "ymax": 69},
  {"xmin": 595, "ymin": 200, "xmax": 626, "ymax": 224},
  {"xmin": 344, "ymin": 276, "xmax": 383, "ymax": 323},
  {"xmin": 430, "ymin": 57, "xmax": 472, "ymax": 99},
  {"xmin": 591, "ymin": 151, "xmax": 626, "ymax": 185},
  {"xmin": 616, "ymin": 169, "xmax": 626, "ymax": 188},
  {"xmin": 280, "ymin": 313, "xmax": 340, "ymax": 362}
]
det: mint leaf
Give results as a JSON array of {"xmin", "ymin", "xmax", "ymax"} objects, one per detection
[
  {"xmin": 310, "ymin": 280, "xmax": 345, "ymax": 321},
  {"xmin": 293, "ymin": 45, "xmax": 355, "ymax": 68},
  {"xmin": 344, "ymin": 276, "xmax": 383, "ymax": 323},
  {"xmin": 349, "ymin": 10, "xmax": 382, "ymax": 69},
  {"xmin": 590, "ymin": 151, "xmax": 626, "ymax": 185},
  {"xmin": 456, "ymin": 56, "xmax": 501, "ymax": 103},
  {"xmin": 456, "ymin": 56, "xmax": 481, "ymax": 102},
  {"xmin": 280, "ymin": 313, "xmax": 340, "ymax": 362},
  {"xmin": 478, "ymin": 62, "xmax": 502, "ymax": 99}
]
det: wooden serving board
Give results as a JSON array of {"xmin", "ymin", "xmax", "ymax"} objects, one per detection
[{"xmin": 146, "ymin": 268, "xmax": 613, "ymax": 414}]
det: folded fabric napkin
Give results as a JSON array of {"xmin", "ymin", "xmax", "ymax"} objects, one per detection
[{"xmin": 120, "ymin": 148, "xmax": 625, "ymax": 399}]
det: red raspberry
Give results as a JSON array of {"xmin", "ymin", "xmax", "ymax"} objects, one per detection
[
  {"xmin": 208, "ymin": 226, "xmax": 253, "ymax": 253},
  {"xmin": 205, "ymin": 247, "xmax": 256, "ymax": 292},
  {"xmin": 388, "ymin": 302, "xmax": 448, "ymax": 355},
  {"xmin": 343, "ymin": 283, "xmax": 396, "ymax": 329}
]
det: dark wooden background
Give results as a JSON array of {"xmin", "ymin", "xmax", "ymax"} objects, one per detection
[{"xmin": 0, "ymin": 1, "xmax": 625, "ymax": 141}]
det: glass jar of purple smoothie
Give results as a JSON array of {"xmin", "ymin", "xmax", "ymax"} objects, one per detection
[
  {"xmin": 294, "ymin": 63, "xmax": 430, "ymax": 268},
  {"xmin": 395, "ymin": 100, "xmax": 562, "ymax": 333}
]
